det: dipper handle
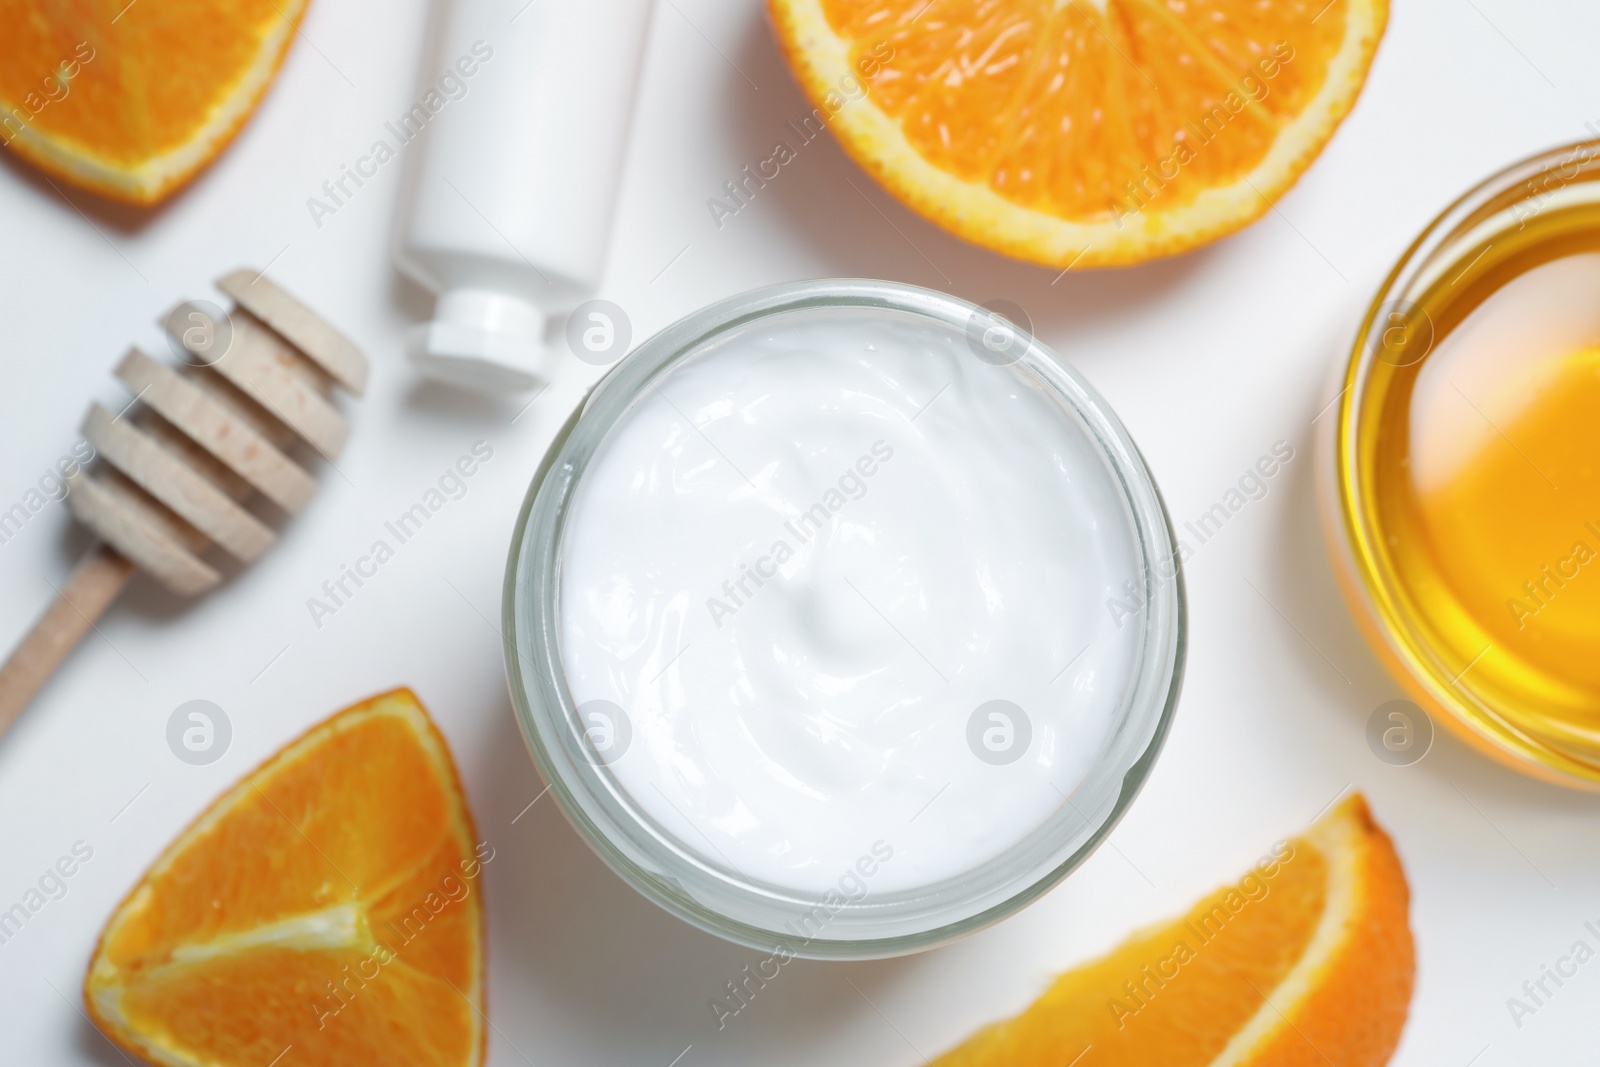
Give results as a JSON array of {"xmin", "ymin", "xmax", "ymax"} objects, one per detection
[{"xmin": 0, "ymin": 544, "xmax": 136, "ymax": 736}]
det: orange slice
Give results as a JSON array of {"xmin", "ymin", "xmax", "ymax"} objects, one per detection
[
  {"xmin": 0, "ymin": 0, "xmax": 307, "ymax": 205},
  {"xmin": 85, "ymin": 689, "xmax": 487, "ymax": 1067},
  {"xmin": 769, "ymin": 0, "xmax": 1387, "ymax": 266},
  {"xmin": 928, "ymin": 794, "xmax": 1413, "ymax": 1066}
]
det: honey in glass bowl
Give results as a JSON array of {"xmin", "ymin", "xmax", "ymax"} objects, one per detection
[{"xmin": 1328, "ymin": 140, "xmax": 1600, "ymax": 786}]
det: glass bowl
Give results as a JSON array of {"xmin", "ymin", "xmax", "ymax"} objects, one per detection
[{"xmin": 1323, "ymin": 139, "xmax": 1600, "ymax": 788}]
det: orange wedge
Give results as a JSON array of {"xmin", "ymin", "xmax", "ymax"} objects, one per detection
[
  {"xmin": 928, "ymin": 794, "xmax": 1413, "ymax": 1066},
  {"xmin": 0, "ymin": 0, "xmax": 308, "ymax": 205},
  {"xmin": 769, "ymin": 0, "xmax": 1387, "ymax": 267},
  {"xmin": 85, "ymin": 689, "xmax": 487, "ymax": 1067}
]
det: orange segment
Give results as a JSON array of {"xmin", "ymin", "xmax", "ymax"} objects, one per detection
[
  {"xmin": 85, "ymin": 689, "xmax": 486, "ymax": 1067},
  {"xmin": 0, "ymin": 0, "xmax": 307, "ymax": 204},
  {"xmin": 769, "ymin": 0, "xmax": 1387, "ymax": 266},
  {"xmin": 880, "ymin": 2, "xmax": 1050, "ymax": 181},
  {"xmin": 927, "ymin": 794, "xmax": 1414, "ymax": 1067}
]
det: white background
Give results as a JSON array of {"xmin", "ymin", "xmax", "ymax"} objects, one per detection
[{"xmin": 2, "ymin": 1, "xmax": 1598, "ymax": 1063}]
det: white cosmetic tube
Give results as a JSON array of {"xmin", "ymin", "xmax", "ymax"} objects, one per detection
[{"xmin": 395, "ymin": 0, "xmax": 654, "ymax": 391}]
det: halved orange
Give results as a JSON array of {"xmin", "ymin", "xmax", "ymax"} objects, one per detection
[
  {"xmin": 927, "ymin": 794, "xmax": 1413, "ymax": 1066},
  {"xmin": 769, "ymin": 0, "xmax": 1387, "ymax": 266},
  {"xmin": 0, "ymin": 0, "xmax": 308, "ymax": 204},
  {"xmin": 85, "ymin": 689, "xmax": 487, "ymax": 1067}
]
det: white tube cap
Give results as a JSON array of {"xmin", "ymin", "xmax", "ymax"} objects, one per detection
[{"xmin": 408, "ymin": 288, "xmax": 551, "ymax": 391}]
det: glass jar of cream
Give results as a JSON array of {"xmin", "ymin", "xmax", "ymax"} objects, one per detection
[
  {"xmin": 1325, "ymin": 140, "xmax": 1600, "ymax": 787},
  {"xmin": 505, "ymin": 280, "xmax": 1185, "ymax": 956}
]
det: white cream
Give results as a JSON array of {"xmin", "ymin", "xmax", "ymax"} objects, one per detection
[{"xmin": 557, "ymin": 308, "xmax": 1142, "ymax": 895}]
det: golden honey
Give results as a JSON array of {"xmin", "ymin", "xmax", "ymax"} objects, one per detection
[{"xmin": 1331, "ymin": 142, "xmax": 1600, "ymax": 785}]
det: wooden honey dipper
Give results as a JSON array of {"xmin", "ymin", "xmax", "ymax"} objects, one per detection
[{"xmin": 0, "ymin": 269, "xmax": 367, "ymax": 732}]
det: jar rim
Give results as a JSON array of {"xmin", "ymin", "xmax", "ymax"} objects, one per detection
[{"xmin": 502, "ymin": 278, "xmax": 1187, "ymax": 957}]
